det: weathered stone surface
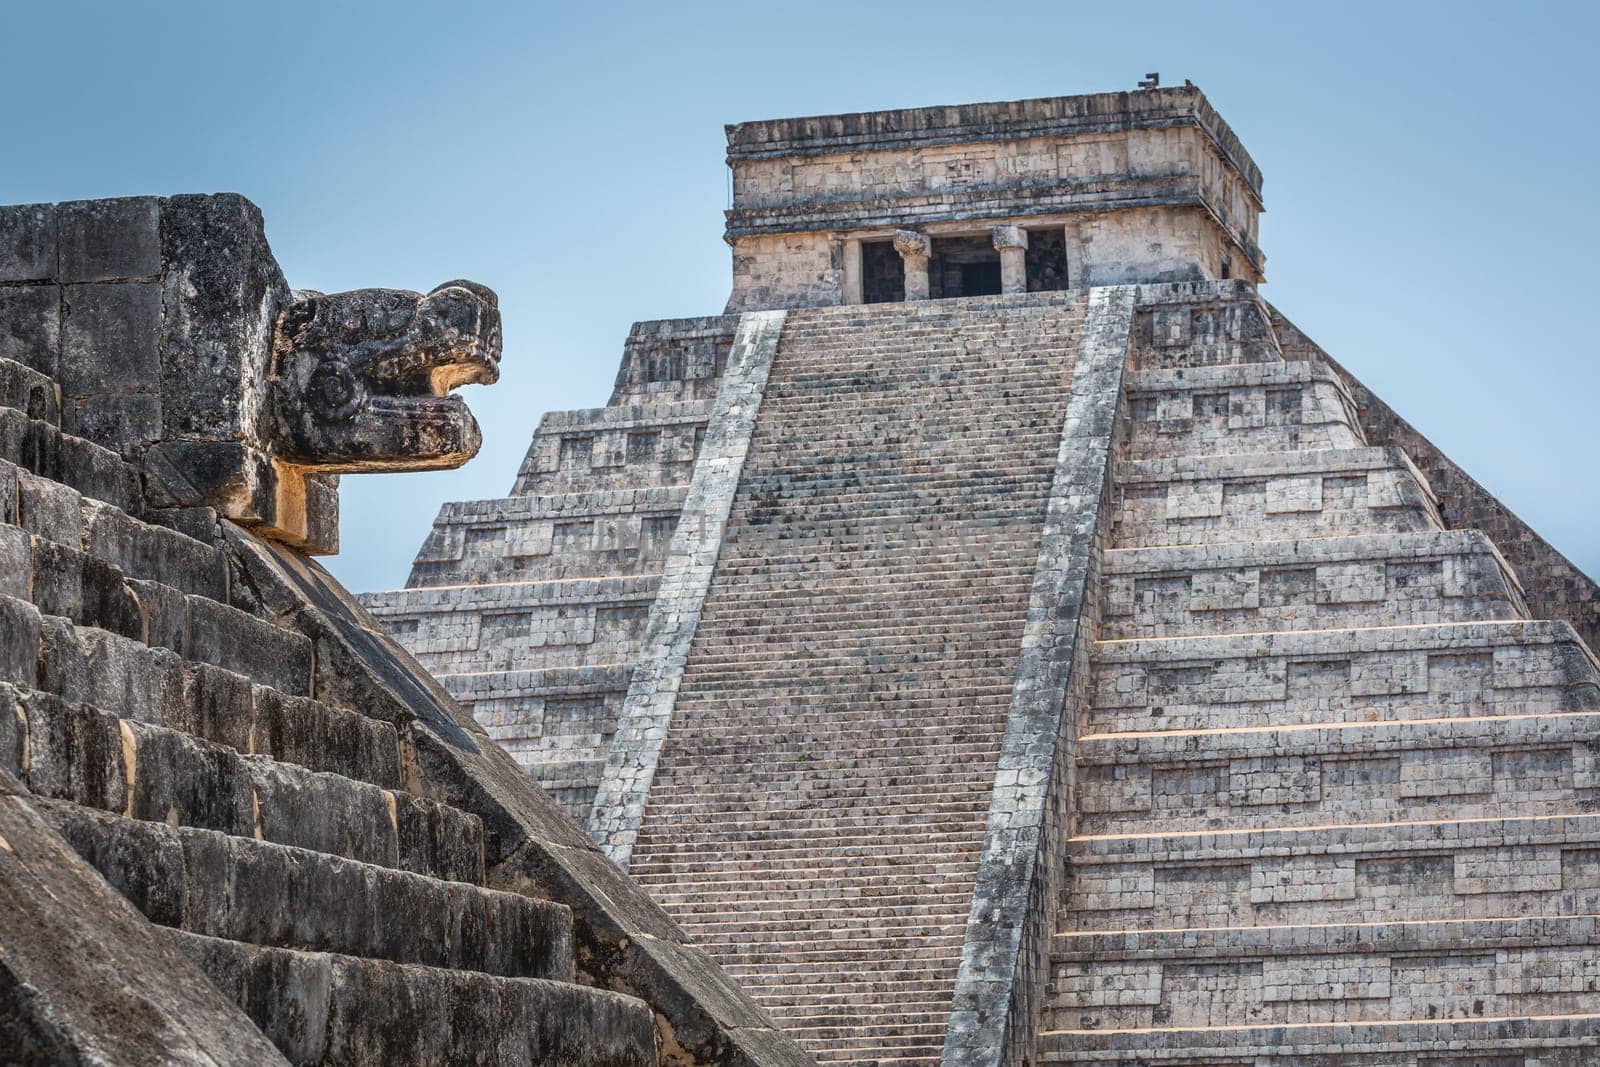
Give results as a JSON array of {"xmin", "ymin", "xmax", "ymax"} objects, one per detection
[
  {"xmin": 0, "ymin": 286, "xmax": 60, "ymax": 376},
  {"xmin": 42, "ymin": 800, "xmax": 572, "ymax": 981},
  {"xmin": 57, "ymin": 196, "xmax": 162, "ymax": 283},
  {"xmin": 170, "ymin": 931, "xmax": 655, "ymax": 1067},
  {"xmin": 0, "ymin": 765, "xmax": 288, "ymax": 1065},
  {"xmin": 0, "ymin": 203, "xmax": 58, "ymax": 283}
]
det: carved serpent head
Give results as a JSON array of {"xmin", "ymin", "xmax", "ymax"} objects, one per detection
[{"xmin": 269, "ymin": 280, "xmax": 503, "ymax": 472}]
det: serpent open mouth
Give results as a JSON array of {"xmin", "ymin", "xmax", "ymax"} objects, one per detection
[{"xmin": 271, "ymin": 280, "xmax": 504, "ymax": 471}]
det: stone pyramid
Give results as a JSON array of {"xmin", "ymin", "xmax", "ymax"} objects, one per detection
[
  {"xmin": 368, "ymin": 85, "xmax": 1600, "ymax": 1066},
  {"xmin": 0, "ymin": 195, "xmax": 806, "ymax": 1065}
]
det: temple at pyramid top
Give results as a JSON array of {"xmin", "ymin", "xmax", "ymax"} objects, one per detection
[{"xmin": 722, "ymin": 84, "xmax": 1263, "ymax": 311}]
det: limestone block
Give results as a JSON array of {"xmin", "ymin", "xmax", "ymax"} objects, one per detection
[
  {"xmin": 0, "ymin": 202, "xmax": 58, "ymax": 282},
  {"xmin": 1250, "ymin": 858, "xmax": 1355, "ymax": 904},
  {"xmin": 0, "ymin": 284, "xmax": 61, "ymax": 376},
  {"xmin": 60, "ymin": 282, "xmax": 161, "ymax": 398},
  {"xmin": 1165, "ymin": 482, "xmax": 1223, "ymax": 519},
  {"xmin": 1453, "ymin": 846, "xmax": 1562, "ymax": 895},
  {"xmin": 57, "ymin": 197, "xmax": 161, "ymax": 283}
]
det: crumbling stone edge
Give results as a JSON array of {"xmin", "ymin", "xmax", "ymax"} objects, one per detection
[
  {"xmin": 941, "ymin": 285, "xmax": 1136, "ymax": 1067},
  {"xmin": 587, "ymin": 310, "xmax": 787, "ymax": 867}
]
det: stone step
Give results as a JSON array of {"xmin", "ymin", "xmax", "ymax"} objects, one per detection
[
  {"xmin": 512, "ymin": 399, "xmax": 711, "ymax": 496},
  {"xmin": 41, "ymin": 799, "xmax": 572, "ymax": 980},
  {"xmin": 641, "ymin": 784, "xmax": 999, "ymax": 814},
  {"xmin": 408, "ymin": 486, "xmax": 686, "ymax": 586},
  {"xmin": 1110, "ymin": 445, "xmax": 1443, "ymax": 549},
  {"xmin": 632, "ymin": 845, "xmax": 984, "ymax": 880},
  {"xmin": 1036, "ymin": 1014, "xmax": 1600, "ymax": 1064},
  {"xmin": 1077, "ymin": 709, "xmax": 1600, "ymax": 835},
  {"xmin": 636, "ymin": 743, "xmax": 1000, "ymax": 776},
  {"xmin": 1100, "ymin": 530, "xmax": 1528, "ymax": 639},
  {"xmin": 1064, "ymin": 812, "xmax": 1600, "ymax": 933},
  {"xmin": 686, "ymin": 934, "xmax": 965, "ymax": 967},
  {"xmin": 1045, "ymin": 914, "xmax": 1600, "ymax": 1032},
  {"xmin": 0, "ymin": 683, "xmax": 483, "ymax": 883},
  {"xmin": 362, "ymin": 574, "xmax": 658, "ymax": 674},
  {"xmin": 652, "ymin": 894, "xmax": 975, "ymax": 921},
  {"xmin": 1121, "ymin": 358, "xmax": 1366, "ymax": 461},
  {"xmin": 0, "ymin": 405, "xmax": 140, "ymax": 513},
  {"xmin": 654, "ymin": 702, "xmax": 1013, "ymax": 729},
  {"xmin": 5, "ymin": 521, "xmax": 310, "ymax": 693},
  {"xmin": 631, "ymin": 831, "xmax": 989, "ymax": 869},
  {"xmin": 45, "ymin": 622, "xmax": 400, "ymax": 789},
  {"xmin": 1088, "ymin": 620, "xmax": 1600, "ymax": 735},
  {"xmin": 1, "ymin": 458, "xmax": 228, "ymax": 600},
  {"xmin": 170, "ymin": 931, "xmax": 657, "ymax": 1067}
]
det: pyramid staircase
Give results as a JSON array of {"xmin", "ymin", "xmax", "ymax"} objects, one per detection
[
  {"xmin": 619, "ymin": 295, "xmax": 1088, "ymax": 1064},
  {"xmin": 0, "ymin": 348, "xmax": 659, "ymax": 1063},
  {"xmin": 1037, "ymin": 289, "xmax": 1600, "ymax": 1064}
]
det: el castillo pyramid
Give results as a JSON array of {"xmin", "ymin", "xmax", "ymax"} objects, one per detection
[
  {"xmin": 1, "ymin": 83, "xmax": 1597, "ymax": 1067},
  {"xmin": 359, "ymin": 84, "xmax": 1600, "ymax": 1066}
]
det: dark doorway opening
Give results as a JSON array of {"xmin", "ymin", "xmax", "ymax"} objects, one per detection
[
  {"xmin": 1026, "ymin": 228, "xmax": 1069, "ymax": 291},
  {"xmin": 930, "ymin": 236, "xmax": 1002, "ymax": 299},
  {"xmin": 862, "ymin": 240, "xmax": 905, "ymax": 303}
]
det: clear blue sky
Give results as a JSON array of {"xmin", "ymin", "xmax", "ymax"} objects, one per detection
[{"xmin": 6, "ymin": 1, "xmax": 1595, "ymax": 591}]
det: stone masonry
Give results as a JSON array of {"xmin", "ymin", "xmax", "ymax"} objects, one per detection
[
  {"xmin": 0, "ymin": 194, "xmax": 808, "ymax": 1065},
  {"xmin": 370, "ymin": 86, "xmax": 1600, "ymax": 1065}
]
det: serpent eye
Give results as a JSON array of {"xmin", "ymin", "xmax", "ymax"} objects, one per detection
[{"xmin": 308, "ymin": 361, "xmax": 366, "ymax": 421}]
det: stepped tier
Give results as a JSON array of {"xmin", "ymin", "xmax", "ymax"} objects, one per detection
[
  {"xmin": 511, "ymin": 401, "xmax": 711, "ymax": 496},
  {"xmin": 1037, "ymin": 286, "xmax": 1600, "ymax": 1066}
]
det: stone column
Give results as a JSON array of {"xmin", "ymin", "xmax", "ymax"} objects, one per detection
[
  {"xmin": 893, "ymin": 230, "xmax": 931, "ymax": 301},
  {"xmin": 993, "ymin": 225, "xmax": 1028, "ymax": 294},
  {"xmin": 1063, "ymin": 221, "xmax": 1086, "ymax": 289},
  {"xmin": 842, "ymin": 238, "xmax": 864, "ymax": 305}
]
